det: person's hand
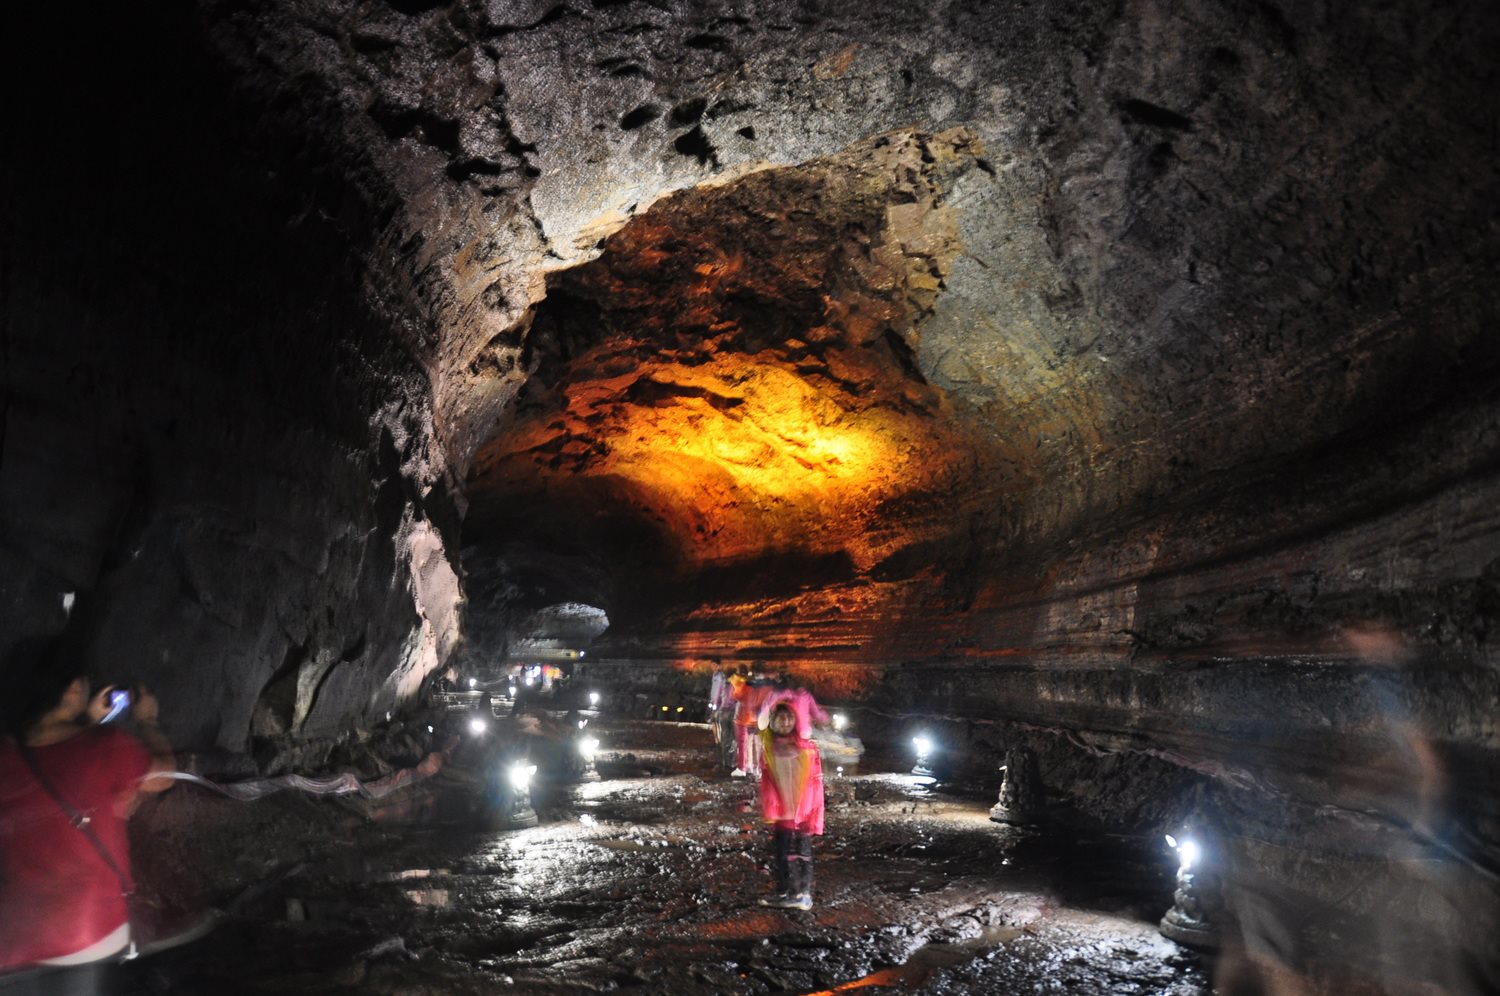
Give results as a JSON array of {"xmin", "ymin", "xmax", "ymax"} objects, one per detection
[
  {"xmin": 132, "ymin": 685, "xmax": 161, "ymax": 725},
  {"xmin": 87, "ymin": 685, "xmax": 117, "ymax": 724}
]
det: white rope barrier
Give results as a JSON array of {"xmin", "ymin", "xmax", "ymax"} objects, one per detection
[{"xmin": 144, "ymin": 752, "xmax": 446, "ymax": 802}]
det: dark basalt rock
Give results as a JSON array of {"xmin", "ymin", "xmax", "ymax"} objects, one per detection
[{"xmin": 1, "ymin": 3, "xmax": 1497, "ymax": 933}]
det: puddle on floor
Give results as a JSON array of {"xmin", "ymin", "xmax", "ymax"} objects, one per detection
[
  {"xmin": 380, "ymin": 867, "xmax": 450, "ymax": 881},
  {"xmin": 800, "ymin": 923, "xmax": 1028, "ymax": 994},
  {"xmin": 404, "ymin": 887, "xmax": 453, "ymax": 907}
]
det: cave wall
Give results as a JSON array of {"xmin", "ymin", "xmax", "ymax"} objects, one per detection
[
  {"xmin": 0, "ymin": 3, "xmax": 460, "ymax": 753},
  {"xmin": 4, "ymin": 0, "xmax": 1497, "ymax": 808}
]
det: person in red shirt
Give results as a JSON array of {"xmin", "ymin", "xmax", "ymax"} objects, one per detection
[
  {"xmin": 731, "ymin": 672, "xmax": 777, "ymax": 777},
  {"xmin": 0, "ymin": 638, "xmax": 175, "ymax": 994}
]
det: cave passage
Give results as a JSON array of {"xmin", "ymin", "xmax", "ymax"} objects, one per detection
[
  {"xmin": 4, "ymin": 0, "xmax": 1499, "ymax": 993},
  {"xmin": 128, "ymin": 711, "xmax": 1211, "ymax": 995}
]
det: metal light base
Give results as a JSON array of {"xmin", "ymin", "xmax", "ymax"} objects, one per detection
[
  {"xmin": 987, "ymin": 801, "xmax": 1030, "ymax": 824},
  {"xmin": 1158, "ymin": 865, "xmax": 1225, "ymax": 950},
  {"xmin": 489, "ymin": 788, "xmax": 539, "ymax": 830},
  {"xmin": 989, "ymin": 746, "xmax": 1044, "ymax": 826},
  {"xmin": 495, "ymin": 805, "xmax": 539, "ymax": 830},
  {"xmin": 563, "ymin": 759, "xmax": 600, "ymax": 784},
  {"xmin": 1159, "ymin": 906, "xmax": 1220, "ymax": 949}
]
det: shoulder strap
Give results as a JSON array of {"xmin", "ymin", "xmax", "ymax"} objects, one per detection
[{"xmin": 16, "ymin": 741, "xmax": 133, "ymax": 898}]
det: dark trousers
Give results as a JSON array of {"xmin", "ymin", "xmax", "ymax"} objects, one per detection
[
  {"xmin": 771, "ymin": 825, "xmax": 814, "ymax": 897},
  {"xmin": 715, "ymin": 714, "xmax": 737, "ymax": 770},
  {"xmin": 0, "ymin": 961, "xmax": 117, "ymax": 996}
]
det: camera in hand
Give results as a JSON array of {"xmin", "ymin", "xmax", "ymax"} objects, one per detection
[{"xmin": 103, "ymin": 688, "xmax": 132, "ymax": 723}]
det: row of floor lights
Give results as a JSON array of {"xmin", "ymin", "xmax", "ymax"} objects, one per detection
[{"xmin": 906, "ymin": 731, "xmax": 1224, "ymax": 950}]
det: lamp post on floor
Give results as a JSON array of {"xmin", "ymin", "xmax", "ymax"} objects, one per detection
[
  {"xmin": 1159, "ymin": 820, "xmax": 1227, "ymax": 949},
  {"xmin": 989, "ymin": 745, "xmax": 1044, "ymax": 825}
]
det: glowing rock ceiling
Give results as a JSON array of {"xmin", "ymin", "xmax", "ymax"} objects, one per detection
[{"xmin": 466, "ymin": 133, "xmax": 990, "ymax": 610}]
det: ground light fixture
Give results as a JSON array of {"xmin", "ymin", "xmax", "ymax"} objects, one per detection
[
  {"xmin": 507, "ymin": 762, "xmax": 537, "ymax": 792},
  {"xmin": 1159, "ymin": 828, "xmax": 1225, "ymax": 949},
  {"xmin": 832, "ymin": 712, "xmax": 848, "ymax": 731},
  {"xmin": 492, "ymin": 761, "xmax": 540, "ymax": 829},
  {"xmin": 467, "ymin": 677, "xmax": 477, "ymax": 689},
  {"xmin": 566, "ymin": 735, "xmax": 602, "ymax": 783},
  {"xmin": 989, "ymin": 745, "xmax": 1044, "ymax": 825},
  {"xmin": 588, "ymin": 691, "xmax": 601, "ymax": 707},
  {"xmin": 911, "ymin": 734, "xmax": 938, "ymax": 778},
  {"xmin": 468, "ymin": 717, "xmax": 488, "ymax": 735},
  {"xmin": 1166, "ymin": 834, "xmax": 1200, "ymax": 871}
]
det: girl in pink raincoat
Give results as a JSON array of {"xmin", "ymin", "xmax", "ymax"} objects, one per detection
[{"xmin": 755, "ymin": 687, "xmax": 828, "ymax": 910}]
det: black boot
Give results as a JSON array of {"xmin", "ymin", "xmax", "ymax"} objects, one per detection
[
  {"xmin": 786, "ymin": 832, "xmax": 814, "ymax": 910},
  {"xmin": 759, "ymin": 827, "xmax": 792, "ymax": 905}
]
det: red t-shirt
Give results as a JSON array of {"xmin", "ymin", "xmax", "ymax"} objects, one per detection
[{"xmin": 0, "ymin": 727, "xmax": 151, "ymax": 967}]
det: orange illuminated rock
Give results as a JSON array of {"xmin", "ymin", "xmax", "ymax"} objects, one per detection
[{"xmin": 466, "ymin": 132, "xmax": 994, "ymax": 619}]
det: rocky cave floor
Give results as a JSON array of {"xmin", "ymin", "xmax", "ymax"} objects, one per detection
[{"xmin": 122, "ymin": 720, "xmax": 1302, "ymax": 995}]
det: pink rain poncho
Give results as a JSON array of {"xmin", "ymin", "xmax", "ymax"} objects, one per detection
[
  {"xmin": 733, "ymin": 678, "xmax": 776, "ymax": 774},
  {"xmin": 756, "ymin": 688, "xmax": 829, "ymax": 835}
]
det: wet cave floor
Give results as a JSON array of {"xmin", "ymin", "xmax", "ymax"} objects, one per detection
[{"xmin": 125, "ymin": 720, "xmax": 1209, "ymax": 995}]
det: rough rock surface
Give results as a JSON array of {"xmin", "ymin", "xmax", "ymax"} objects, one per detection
[
  {"xmin": 1, "ymin": 4, "xmax": 463, "ymax": 749},
  {"xmin": 3, "ymin": 0, "xmax": 1499, "ymax": 889}
]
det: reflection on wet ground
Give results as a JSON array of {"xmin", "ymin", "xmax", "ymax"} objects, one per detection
[{"xmin": 126, "ymin": 720, "xmax": 1207, "ymax": 994}]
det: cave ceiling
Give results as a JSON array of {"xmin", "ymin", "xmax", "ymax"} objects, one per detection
[{"xmin": 207, "ymin": 0, "xmax": 1500, "ymax": 654}]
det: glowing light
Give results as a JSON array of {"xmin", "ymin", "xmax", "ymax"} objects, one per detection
[
  {"xmin": 833, "ymin": 712, "xmax": 848, "ymax": 731},
  {"xmin": 912, "ymin": 736, "xmax": 933, "ymax": 758},
  {"xmin": 579, "ymin": 736, "xmax": 600, "ymax": 761},
  {"xmin": 589, "ymin": 691, "xmax": 601, "ymax": 706},
  {"xmin": 676, "ymin": 706, "xmax": 684, "ymax": 713},
  {"xmin": 507, "ymin": 763, "xmax": 537, "ymax": 791},
  {"xmin": 469, "ymin": 718, "xmax": 488, "ymax": 735},
  {"xmin": 472, "ymin": 354, "xmax": 949, "ymax": 573},
  {"xmin": 661, "ymin": 706, "xmax": 670, "ymax": 712},
  {"xmin": 467, "ymin": 678, "xmax": 477, "ymax": 689},
  {"xmin": 1166, "ymin": 834, "xmax": 1200, "ymax": 871}
]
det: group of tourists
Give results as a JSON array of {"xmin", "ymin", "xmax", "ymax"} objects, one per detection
[{"xmin": 709, "ymin": 664, "xmax": 829, "ymax": 912}]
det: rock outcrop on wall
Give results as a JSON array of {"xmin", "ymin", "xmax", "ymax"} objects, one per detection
[{"xmin": 1, "ymin": 4, "xmax": 462, "ymax": 752}]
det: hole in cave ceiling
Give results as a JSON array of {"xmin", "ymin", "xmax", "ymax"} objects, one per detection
[{"xmin": 461, "ymin": 135, "xmax": 999, "ymax": 636}]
